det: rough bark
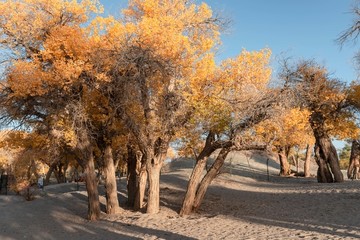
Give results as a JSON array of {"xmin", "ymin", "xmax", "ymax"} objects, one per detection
[
  {"xmin": 316, "ymin": 136, "xmax": 343, "ymax": 182},
  {"xmin": 192, "ymin": 147, "xmax": 231, "ymax": 211},
  {"xmin": 314, "ymin": 143, "xmax": 334, "ymax": 183},
  {"xmin": 304, "ymin": 144, "xmax": 313, "ymax": 177},
  {"xmin": 348, "ymin": 140, "xmax": 360, "ymax": 180},
  {"xmin": 180, "ymin": 131, "xmax": 266, "ymax": 216},
  {"xmin": 180, "ymin": 132, "xmax": 218, "ymax": 216},
  {"xmin": 310, "ymin": 112, "xmax": 343, "ymax": 183},
  {"xmin": 134, "ymin": 164, "xmax": 147, "ymax": 211},
  {"xmin": 278, "ymin": 146, "xmax": 291, "ymax": 176},
  {"xmin": 76, "ymin": 129, "xmax": 101, "ymax": 220},
  {"xmin": 83, "ymin": 150, "xmax": 101, "ymax": 220},
  {"xmin": 127, "ymin": 144, "xmax": 138, "ymax": 207},
  {"xmin": 103, "ymin": 144, "xmax": 120, "ymax": 214},
  {"xmin": 146, "ymin": 160, "xmax": 162, "ymax": 214}
]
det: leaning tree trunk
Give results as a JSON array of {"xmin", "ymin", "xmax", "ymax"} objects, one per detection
[
  {"xmin": 192, "ymin": 147, "xmax": 231, "ymax": 211},
  {"xmin": 278, "ymin": 146, "xmax": 291, "ymax": 176},
  {"xmin": 103, "ymin": 144, "xmax": 120, "ymax": 214},
  {"xmin": 45, "ymin": 162, "xmax": 56, "ymax": 186},
  {"xmin": 83, "ymin": 149, "xmax": 101, "ymax": 220},
  {"xmin": 304, "ymin": 144, "xmax": 313, "ymax": 177},
  {"xmin": 180, "ymin": 154, "xmax": 210, "ymax": 216},
  {"xmin": 180, "ymin": 132, "xmax": 217, "ymax": 216},
  {"xmin": 348, "ymin": 140, "xmax": 360, "ymax": 180}
]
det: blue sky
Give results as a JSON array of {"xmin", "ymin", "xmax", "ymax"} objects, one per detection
[{"xmin": 100, "ymin": 0, "xmax": 359, "ymax": 84}]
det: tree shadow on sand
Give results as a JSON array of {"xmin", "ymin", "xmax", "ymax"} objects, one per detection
[{"xmin": 159, "ymin": 164, "xmax": 360, "ymax": 239}]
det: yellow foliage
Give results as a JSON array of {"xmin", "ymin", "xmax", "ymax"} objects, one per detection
[
  {"xmin": 0, "ymin": 0, "xmax": 102, "ymax": 54},
  {"xmin": 123, "ymin": 0, "xmax": 220, "ymax": 65},
  {"xmin": 189, "ymin": 48, "xmax": 272, "ymax": 132},
  {"xmin": 7, "ymin": 61, "xmax": 52, "ymax": 97},
  {"xmin": 325, "ymin": 112, "xmax": 360, "ymax": 140},
  {"xmin": 256, "ymin": 107, "xmax": 315, "ymax": 149}
]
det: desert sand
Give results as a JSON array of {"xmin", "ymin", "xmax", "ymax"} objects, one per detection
[{"xmin": 1, "ymin": 151, "xmax": 360, "ymax": 240}]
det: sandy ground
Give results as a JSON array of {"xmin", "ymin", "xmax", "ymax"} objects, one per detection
[{"xmin": 1, "ymin": 151, "xmax": 360, "ymax": 240}]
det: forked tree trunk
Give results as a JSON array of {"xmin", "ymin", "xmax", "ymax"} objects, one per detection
[
  {"xmin": 314, "ymin": 143, "xmax": 334, "ymax": 183},
  {"xmin": 180, "ymin": 131, "xmax": 232, "ymax": 216},
  {"xmin": 127, "ymin": 144, "xmax": 138, "ymax": 207},
  {"xmin": 83, "ymin": 150, "xmax": 101, "ymax": 220},
  {"xmin": 180, "ymin": 155, "xmax": 209, "ymax": 216},
  {"xmin": 192, "ymin": 147, "xmax": 231, "ymax": 211},
  {"xmin": 134, "ymin": 163, "xmax": 147, "ymax": 211},
  {"xmin": 180, "ymin": 133, "xmax": 217, "ymax": 216},
  {"xmin": 316, "ymin": 136, "xmax": 343, "ymax": 182},
  {"xmin": 310, "ymin": 113, "xmax": 343, "ymax": 183},
  {"xmin": 103, "ymin": 144, "xmax": 120, "ymax": 214},
  {"xmin": 304, "ymin": 144, "xmax": 313, "ymax": 177},
  {"xmin": 348, "ymin": 140, "xmax": 360, "ymax": 180},
  {"xmin": 278, "ymin": 147, "xmax": 291, "ymax": 176}
]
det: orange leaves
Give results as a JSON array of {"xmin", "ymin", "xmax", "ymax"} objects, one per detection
[
  {"xmin": 0, "ymin": 0, "xmax": 102, "ymax": 56},
  {"xmin": 220, "ymin": 49, "xmax": 272, "ymax": 93},
  {"xmin": 325, "ymin": 112, "xmax": 359, "ymax": 140},
  {"xmin": 42, "ymin": 25, "xmax": 93, "ymax": 86},
  {"xmin": 188, "ymin": 48, "xmax": 272, "ymax": 133},
  {"xmin": 1, "ymin": 0, "xmax": 104, "ymax": 97},
  {"xmin": 7, "ymin": 61, "xmax": 50, "ymax": 97},
  {"xmin": 123, "ymin": 0, "xmax": 219, "ymax": 65},
  {"xmin": 7, "ymin": 25, "xmax": 94, "ymax": 97},
  {"xmin": 255, "ymin": 107, "xmax": 314, "ymax": 148},
  {"xmin": 43, "ymin": 26, "xmax": 89, "ymax": 62}
]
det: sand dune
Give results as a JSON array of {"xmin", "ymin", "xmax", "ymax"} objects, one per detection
[{"xmin": 1, "ymin": 151, "xmax": 360, "ymax": 239}]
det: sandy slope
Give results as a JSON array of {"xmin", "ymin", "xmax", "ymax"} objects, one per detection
[{"xmin": 1, "ymin": 151, "xmax": 360, "ymax": 240}]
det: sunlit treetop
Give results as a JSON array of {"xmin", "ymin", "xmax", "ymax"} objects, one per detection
[
  {"xmin": 0, "ymin": 0, "xmax": 103, "ymax": 58},
  {"xmin": 188, "ymin": 48, "xmax": 272, "ymax": 133},
  {"xmin": 122, "ymin": 0, "xmax": 220, "ymax": 65}
]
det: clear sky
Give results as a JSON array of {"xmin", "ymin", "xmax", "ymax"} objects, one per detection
[{"xmin": 100, "ymin": 0, "xmax": 359, "ymax": 84}]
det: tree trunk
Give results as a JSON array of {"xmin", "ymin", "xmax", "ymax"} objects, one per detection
[
  {"xmin": 76, "ymin": 128, "xmax": 101, "ymax": 220},
  {"xmin": 193, "ymin": 147, "xmax": 231, "ymax": 211},
  {"xmin": 180, "ymin": 133, "xmax": 217, "ymax": 216},
  {"xmin": 310, "ymin": 112, "xmax": 343, "ymax": 183},
  {"xmin": 278, "ymin": 147, "xmax": 291, "ymax": 176},
  {"xmin": 316, "ymin": 136, "xmax": 343, "ymax": 182},
  {"xmin": 44, "ymin": 163, "xmax": 56, "ymax": 185},
  {"xmin": 314, "ymin": 143, "xmax": 333, "ymax": 183},
  {"xmin": 83, "ymin": 150, "xmax": 101, "ymax": 220},
  {"xmin": 134, "ymin": 165, "xmax": 147, "ymax": 211},
  {"xmin": 304, "ymin": 144, "xmax": 313, "ymax": 177},
  {"xmin": 179, "ymin": 154, "xmax": 208, "ymax": 216},
  {"xmin": 127, "ymin": 144, "xmax": 138, "ymax": 207},
  {"xmin": 180, "ymin": 132, "xmax": 231, "ymax": 216},
  {"xmin": 146, "ymin": 161, "xmax": 162, "ymax": 214},
  {"xmin": 103, "ymin": 144, "xmax": 120, "ymax": 214},
  {"xmin": 348, "ymin": 140, "xmax": 360, "ymax": 179}
]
